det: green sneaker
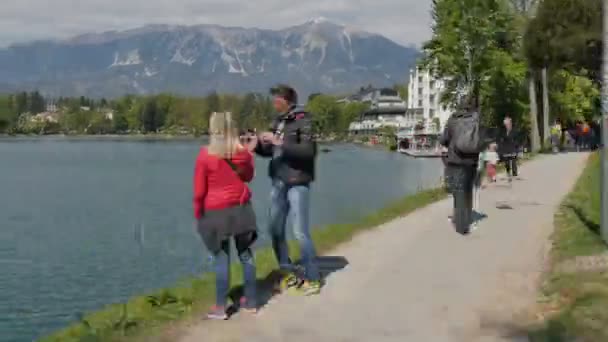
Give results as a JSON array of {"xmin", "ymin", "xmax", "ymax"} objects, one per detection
[
  {"xmin": 279, "ymin": 271, "xmax": 301, "ymax": 291},
  {"xmin": 295, "ymin": 280, "xmax": 321, "ymax": 296}
]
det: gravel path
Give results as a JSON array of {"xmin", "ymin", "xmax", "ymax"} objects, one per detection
[{"xmin": 178, "ymin": 152, "xmax": 589, "ymax": 342}]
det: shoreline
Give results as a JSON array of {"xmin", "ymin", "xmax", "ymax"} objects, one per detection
[
  {"xmin": 39, "ymin": 187, "xmax": 447, "ymax": 342},
  {"xmin": 39, "ymin": 153, "xmax": 537, "ymax": 341},
  {"xmin": 0, "ymin": 133, "xmax": 344, "ymax": 144}
]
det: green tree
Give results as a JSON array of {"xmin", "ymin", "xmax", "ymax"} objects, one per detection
[
  {"xmin": 551, "ymin": 69, "xmax": 600, "ymax": 124},
  {"xmin": 524, "ymin": 0, "xmax": 601, "ymax": 81},
  {"xmin": 423, "ymin": 0, "xmax": 512, "ymax": 108},
  {"xmin": 206, "ymin": 91, "xmax": 221, "ymax": 114},
  {"xmin": 306, "ymin": 94, "xmax": 341, "ymax": 135},
  {"xmin": 236, "ymin": 93, "xmax": 257, "ymax": 130},
  {"xmin": 338, "ymin": 102, "xmax": 369, "ymax": 133},
  {"xmin": 142, "ymin": 97, "xmax": 160, "ymax": 133},
  {"xmin": 507, "ymin": 0, "xmax": 542, "ymax": 152},
  {"xmin": 60, "ymin": 108, "xmax": 89, "ymax": 133},
  {"xmin": 524, "ymin": 0, "xmax": 601, "ymax": 145},
  {"xmin": 87, "ymin": 112, "xmax": 113, "ymax": 134},
  {"xmin": 15, "ymin": 92, "xmax": 28, "ymax": 115},
  {"xmin": 112, "ymin": 111, "xmax": 129, "ymax": 133},
  {"xmin": 392, "ymin": 84, "xmax": 408, "ymax": 100},
  {"xmin": 479, "ymin": 50, "xmax": 528, "ymax": 128},
  {"xmin": 29, "ymin": 91, "xmax": 45, "ymax": 113}
]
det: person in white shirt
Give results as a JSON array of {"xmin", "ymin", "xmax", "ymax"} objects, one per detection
[{"xmin": 484, "ymin": 143, "xmax": 499, "ymax": 183}]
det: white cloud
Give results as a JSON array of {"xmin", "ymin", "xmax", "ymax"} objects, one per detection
[{"xmin": 0, "ymin": 0, "xmax": 432, "ymax": 47}]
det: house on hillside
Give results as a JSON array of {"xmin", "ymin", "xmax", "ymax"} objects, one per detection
[
  {"xmin": 104, "ymin": 110, "xmax": 114, "ymax": 120},
  {"xmin": 30, "ymin": 112, "xmax": 59, "ymax": 123}
]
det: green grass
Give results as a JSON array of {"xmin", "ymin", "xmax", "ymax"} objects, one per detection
[
  {"xmin": 40, "ymin": 188, "xmax": 447, "ymax": 342},
  {"xmin": 528, "ymin": 152, "xmax": 607, "ymax": 342}
]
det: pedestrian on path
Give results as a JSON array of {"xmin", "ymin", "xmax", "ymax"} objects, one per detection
[
  {"xmin": 193, "ymin": 112, "xmax": 260, "ymax": 320},
  {"xmin": 498, "ymin": 115, "xmax": 520, "ymax": 181},
  {"xmin": 550, "ymin": 119, "xmax": 562, "ymax": 153},
  {"xmin": 254, "ymin": 84, "xmax": 321, "ymax": 295},
  {"xmin": 439, "ymin": 97, "xmax": 483, "ymax": 235}
]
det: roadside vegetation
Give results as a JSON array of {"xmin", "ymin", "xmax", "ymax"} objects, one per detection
[{"xmin": 528, "ymin": 152, "xmax": 606, "ymax": 342}]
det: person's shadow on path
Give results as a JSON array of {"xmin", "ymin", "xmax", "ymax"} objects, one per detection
[{"xmin": 227, "ymin": 256, "xmax": 349, "ymax": 316}]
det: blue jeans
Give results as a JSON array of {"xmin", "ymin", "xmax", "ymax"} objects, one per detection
[
  {"xmin": 269, "ymin": 180, "xmax": 319, "ymax": 281},
  {"xmin": 212, "ymin": 239, "xmax": 256, "ymax": 308}
]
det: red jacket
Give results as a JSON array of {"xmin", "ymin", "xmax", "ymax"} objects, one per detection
[{"xmin": 193, "ymin": 147, "xmax": 254, "ymax": 219}]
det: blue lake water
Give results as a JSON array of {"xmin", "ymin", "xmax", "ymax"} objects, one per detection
[{"xmin": 0, "ymin": 138, "xmax": 442, "ymax": 341}]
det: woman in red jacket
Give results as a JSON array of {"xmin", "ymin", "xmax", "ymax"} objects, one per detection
[{"xmin": 193, "ymin": 112, "xmax": 259, "ymax": 320}]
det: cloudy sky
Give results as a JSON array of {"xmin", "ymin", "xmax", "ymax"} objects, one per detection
[{"xmin": 0, "ymin": 0, "xmax": 432, "ymax": 47}]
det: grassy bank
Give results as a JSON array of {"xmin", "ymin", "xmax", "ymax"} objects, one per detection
[
  {"xmin": 528, "ymin": 152, "xmax": 607, "ymax": 341},
  {"xmin": 41, "ymin": 188, "xmax": 447, "ymax": 342}
]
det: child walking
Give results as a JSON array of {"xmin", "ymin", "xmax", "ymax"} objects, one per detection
[{"xmin": 485, "ymin": 143, "xmax": 499, "ymax": 183}]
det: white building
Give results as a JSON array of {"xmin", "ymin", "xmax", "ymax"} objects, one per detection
[
  {"xmin": 407, "ymin": 67, "xmax": 453, "ymax": 132},
  {"xmin": 348, "ymin": 88, "xmax": 421, "ymax": 134}
]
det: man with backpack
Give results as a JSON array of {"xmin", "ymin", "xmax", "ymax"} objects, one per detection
[
  {"xmin": 254, "ymin": 84, "xmax": 321, "ymax": 295},
  {"xmin": 440, "ymin": 97, "xmax": 484, "ymax": 235}
]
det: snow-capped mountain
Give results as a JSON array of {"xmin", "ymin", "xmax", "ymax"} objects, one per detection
[{"xmin": 0, "ymin": 19, "xmax": 418, "ymax": 98}]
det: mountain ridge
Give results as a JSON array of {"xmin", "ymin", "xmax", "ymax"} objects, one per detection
[{"xmin": 0, "ymin": 19, "xmax": 418, "ymax": 98}]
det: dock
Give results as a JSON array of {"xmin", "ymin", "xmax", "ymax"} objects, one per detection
[{"xmin": 399, "ymin": 149, "xmax": 443, "ymax": 158}]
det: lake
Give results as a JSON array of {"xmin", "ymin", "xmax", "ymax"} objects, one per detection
[{"xmin": 0, "ymin": 138, "xmax": 442, "ymax": 341}]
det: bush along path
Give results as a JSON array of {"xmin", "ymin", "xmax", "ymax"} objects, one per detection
[{"xmin": 172, "ymin": 152, "xmax": 589, "ymax": 342}]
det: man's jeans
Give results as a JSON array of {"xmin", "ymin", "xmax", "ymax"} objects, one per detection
[{"xmin": 269, "ymin": 180, "xmax": 319, "ymax": 281}]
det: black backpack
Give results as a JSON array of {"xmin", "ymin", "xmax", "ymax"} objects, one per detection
[{"xmin": 452, "ymin": 111, "xmax": 482, "ymax": 155}]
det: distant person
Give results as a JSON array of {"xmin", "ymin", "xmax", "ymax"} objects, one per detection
[
  {"xmin": 254, "ymin": 84, "xmax": 321, "ymax": 295},
  {"xmin": 497, "ymin": 115, "xmax": 520, "ymax": 181},
  {"xmin": 591, "ymin": 118, "xmax": 601, "ymax": 150},
  {"xmin": 575, "ymin": 120, "xmax": 584, "ymax": 151},
  {"xmin": 440, "ymin": 96, "xmax": 483, "ymax": 235},
  {"xmin": 550, "ymin": 119, "xmax": 562, "ymax": 153},
  {"xmin": 581, "ymin": 120, "xmax": 591, "ymax": 150},
  {"xmin": 193, "ymin": 112, "xmax": 259, "ymax": 320}
]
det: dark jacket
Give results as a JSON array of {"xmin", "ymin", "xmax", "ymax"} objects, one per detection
[
  {"xmin": 497, "ymin": 127, "xmax": 520, "ymax": 157},
  {"xmin": 255, "ymin": 105, "xmax": 316, "ymax": 185},
  {"xmin": 439, "ymin": 111, "xmax": 481, "ymax": 166}
]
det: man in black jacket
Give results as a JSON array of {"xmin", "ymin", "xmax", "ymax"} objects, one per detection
[
  {"xmin": 439, "ymin": 98, "xmax": 481, "ymax": 235},
  {"xmin": 255, "ymin": 84, "xmax": 320, "ymax": 295},
  {"xmin": 497, "ymin": 115, "xmax": 520, "ymax": 180}
]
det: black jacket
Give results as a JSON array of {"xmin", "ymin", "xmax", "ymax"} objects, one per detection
[
  {"xmin": 439, "ymin": 111, "xmax": 487, "ymax": 166},
  {"xmin": 497, "ymin": 128, "xmax": 520, "ymax": 157},
  {"xmin": 255, "ymin": 106, "xmax": 316, "ymax": 185}
]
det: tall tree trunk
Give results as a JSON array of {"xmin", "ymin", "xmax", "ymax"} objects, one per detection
[
  {"xmin": 528, "ymin": 73, "xmax": 541, "ymax": 152},
  {"xmin": 541, "ymin": 66, "xmax": 550, "ymax": 147}
]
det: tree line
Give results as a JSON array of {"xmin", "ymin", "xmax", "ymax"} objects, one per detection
[
  {"xmin": 422, "ymin": 0, "xmax": 601, "ymax": 151},
  {"xmin": 0, "ymin": 84, "xmax": 417, "ymax": 136}
]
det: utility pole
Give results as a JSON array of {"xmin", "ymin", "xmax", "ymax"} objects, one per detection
[{"xmin": 602, "ymin": 0, "xmax": 608, "ymax": 243}]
